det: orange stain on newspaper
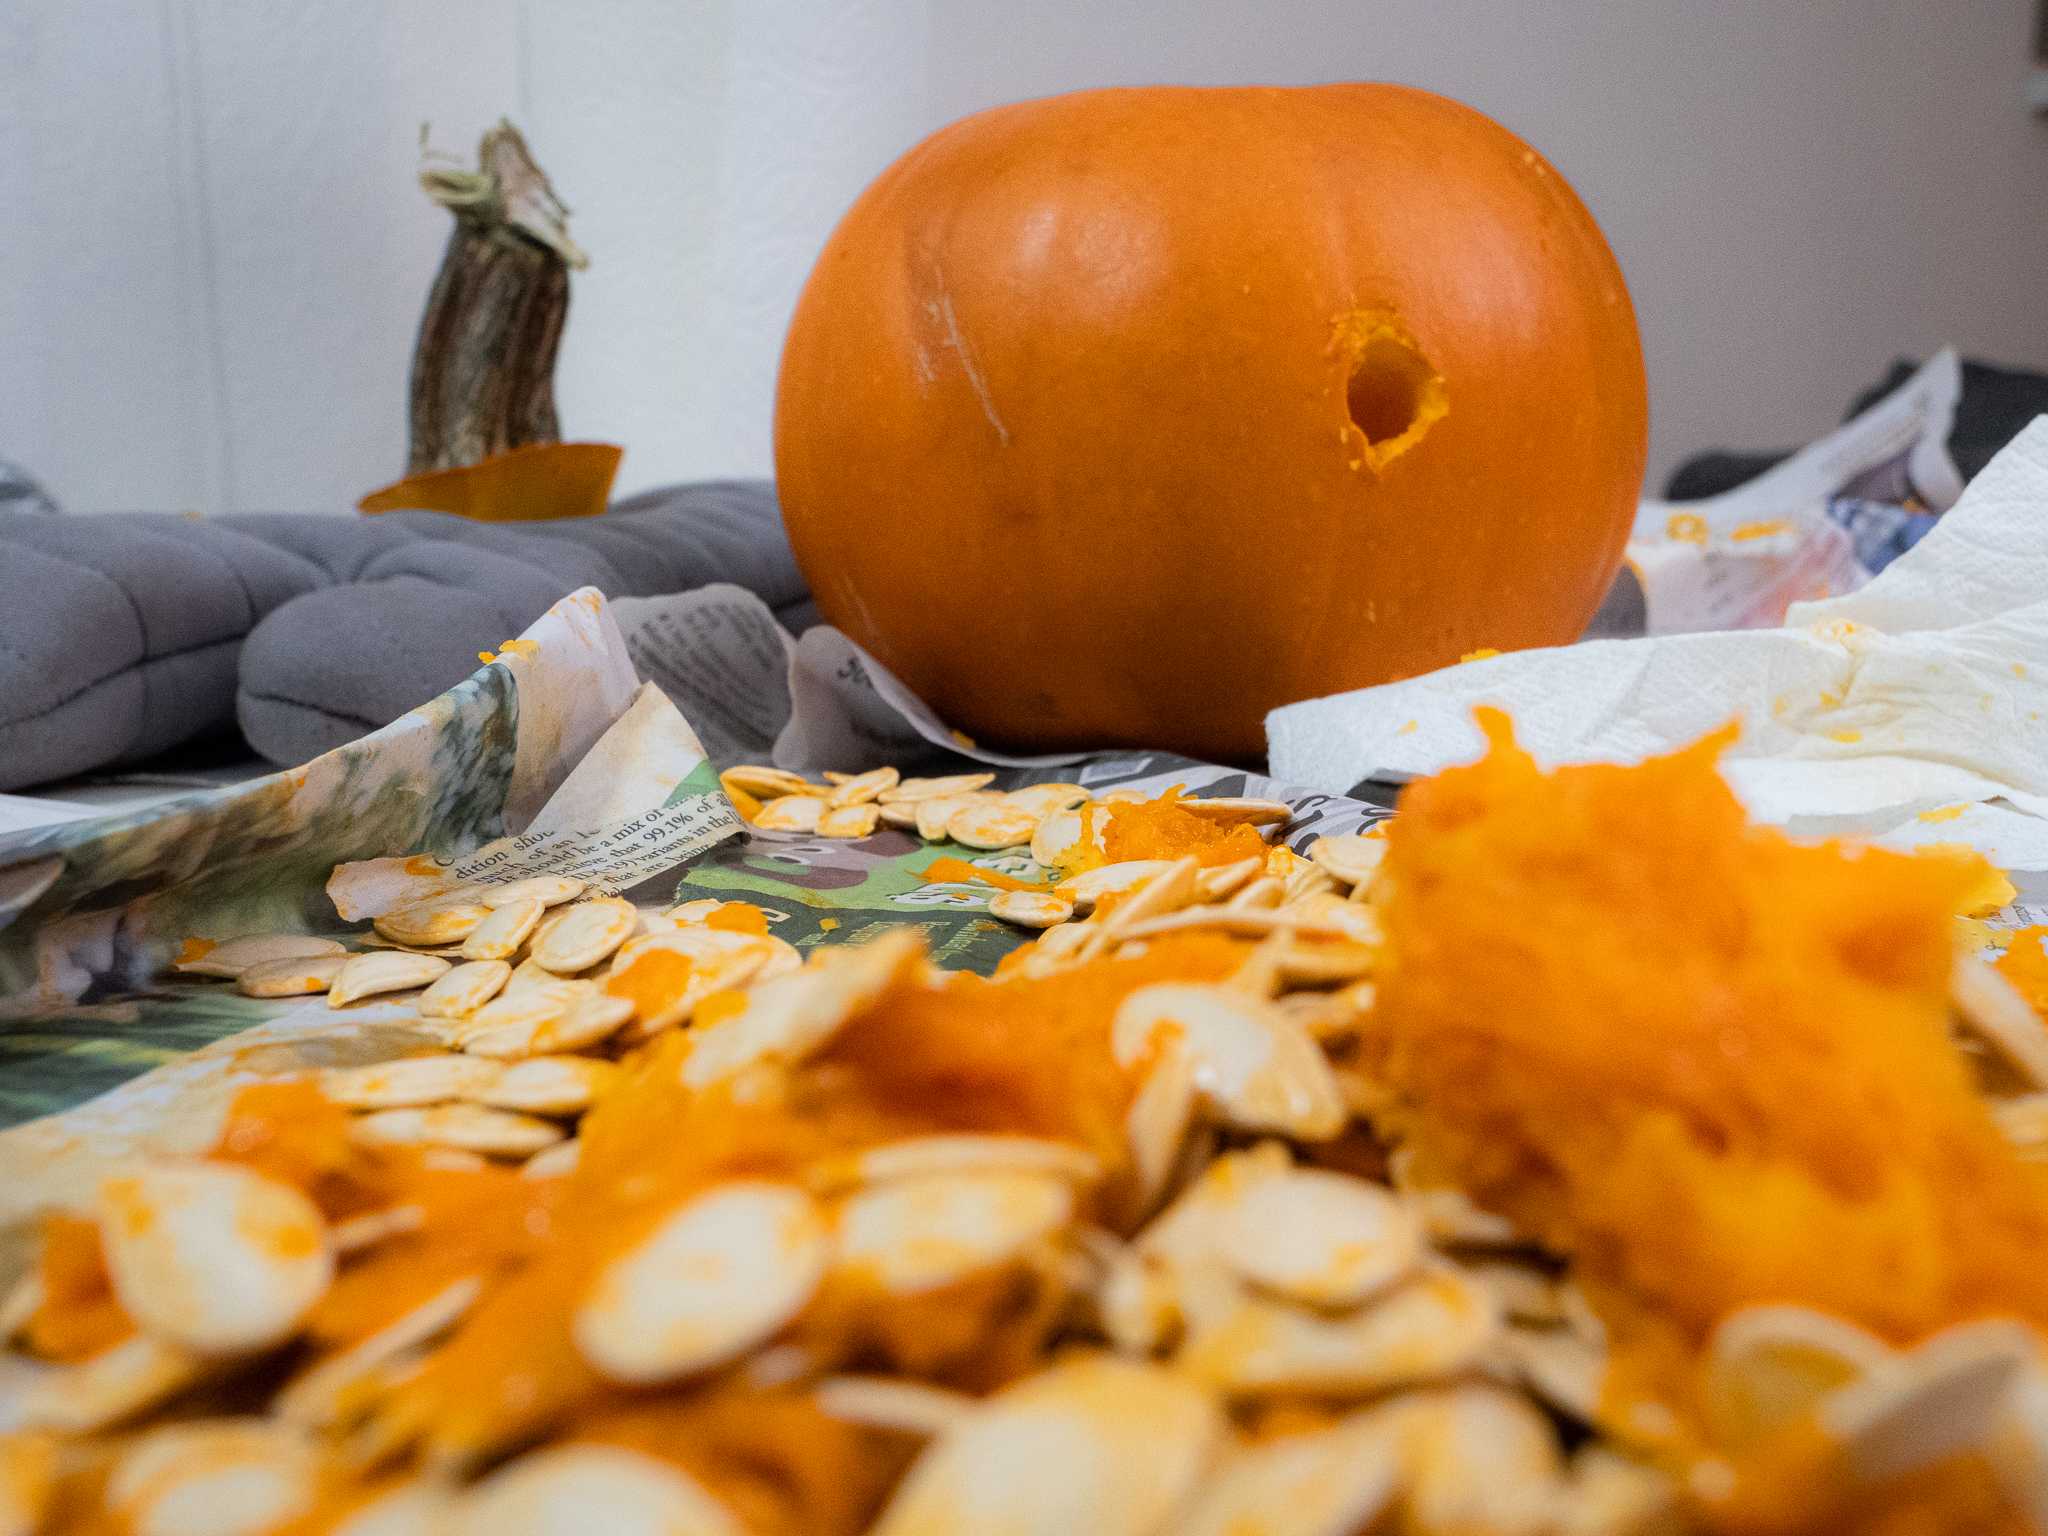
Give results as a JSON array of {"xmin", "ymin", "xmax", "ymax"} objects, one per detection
[
  {"xmin": 1729, "ymin": 519, "xmax": 1793, "ymax": 542},
  {"xmin": 922, "ymin": 857, "xmax": 1052, "ymax": 894},
  {"xmin": 1664, "ymin": 511, "xmax": 1709, "ymax": 545}
]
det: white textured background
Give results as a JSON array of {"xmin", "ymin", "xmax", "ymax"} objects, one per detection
[{"xmin": 4, "ymin": 0, "xmax": 2046, "ymax": 513}]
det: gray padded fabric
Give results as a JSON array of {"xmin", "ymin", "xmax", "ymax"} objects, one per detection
[{"xmin": 0, "ymin": 480, "xmax": 801, "ymax": 789}]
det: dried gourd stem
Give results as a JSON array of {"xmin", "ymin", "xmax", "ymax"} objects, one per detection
[{"xmin": 407, "ymin": 120, "xmax": 588, "ymax": 474}]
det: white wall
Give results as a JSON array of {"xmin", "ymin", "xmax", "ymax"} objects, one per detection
[{"xmin": 4, "ymin": 0, "xmax": 2045, "ymax": 514}]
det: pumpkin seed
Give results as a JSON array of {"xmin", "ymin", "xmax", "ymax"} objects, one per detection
[
  {"xmin": 174, "ymin": 934, "xmax": 346, "ymax": 979},
  {"xmin": 826, "ymin": 766, "xmax": 899, "ymax": 807},
  {"xmin": 417, "ymin": 959, "xmax": 513, "ymax": 1018},
  {"xmin": 1499, "ymin": 1323, "xmax": 1609, "ymax": 1426},
  {"xmin": 1818, "ymin": 1317, "xmax": 2033, "ymax": 1490},
  {"xmin": 1110, "ymin": 905, "xmax": 1368, "ymax": 945},
  {"xmin": 870, "ymin": 1355, "xmax": 1223, "ymax": 1536},
  {"xmin": 574, "ymin": 1182, "xmax": 826, "ymax": 1384},
  {"xmin": 1135, "ymin": 1142, "xmax": 1292, "ymax": 1273},
  {"xmin": 503, "ymin": 955, "xmax": 560, "ymax": 995},
  {"xmin": 1180, "ymin": 795, "xmax": 1291, "ymax": 826},
  {"xmin": 1194, "ymin": 855, "xmax": 1263, "ymax": 903},
  {"xmin": 1307, "ymin": 833, "xmax": 1389, "ymax": 888},
  {"xmin": 680, "ymin": 929, "xmax": 921, "ymax": 1089},
  {"xmin": 328, "ymin": 951, "xmax": 451, "ymax": 1008},
  {"xmin": 0, "ymin": 1274, "xmax": 42, "ymax": 1340},
  {"xmin": 1092, "ymin": 1243, "xmax": 1178, "ymax": 1354},
  {"xmin": 611, "ymin": 935, "xmax": 775, "ymax": 1040},
  {"xmin": 14, "ymin": 1334, "xmax": 206, "ymax": 1433},
  {"xmin": 1701, "ymin": 1304, "xmax": 1893, "ymax": 1448},
  {"xmin": 1413, "ymin": 1187, "xmax": 1527, "ymax": 1248},
  {"xmin": 834, "ymin": 1171, "xmax": 1075, "ymax": 1295},
  {"xmin": 468, "ymin": 1055, "xmax": 618, "ymax": 1116},
  {"xmin": 1276, "ymin": 891, "xmax": 1382, "ymax": 944},
  {"xmin": 460, "ymin": 898, "xmax": 543, "ymax": 961},
  {"xmin": 1219, "ymin": 1167, "xmax": 1422, "ymax": 1307},
  {"xmin": 879, "ymin": 773, "xmax": 995, "ymax": 804},
  {"xmin": 374, "ymin": 902, "xmax": 491, "ymax": 949},
  {"xmin": 467, "ymin": 989, "xmax": 632, "ymax": 1059},
  {"xmin": 1463, "ymin": 1260, "xmax": 1568, "ymax": 1327},
  {"xmin": 275, "ymin": 1276, "xmax": 480, "ymax": 1427},
  {"xmin": 1272, "ymin": 940, "xmax": 1377, "ymax": 988},
  {"xmin": 816, "ymin": 1134, "xmax": 1102, "ymax": 1191},
  {"xmin": 879, "ymin": 801, "xmax": 923, "ymax": 829},
  {"xmin": 1124, "ymin": 1049, "xmax": 1199, "ymax": 1221},
  {"xmin": 1005, "ymin": 782, "xmax": 1090, "ymax": 817},
  {"xmin": 483, "ymin": 876, "xmax": 585, "ymax": 909},
  {"xmin": 451, "ymin": 1444, "xmax": 743, "ymax": 1536},
  {"xmin": 753, "ymin": 794, "xmax": 828, "ymax": 832},
  {"xmin": 1557, "ymin": 1447, "xmax": 1682, "ymax": 1536},
  {"xmin": 1030, "ymin": 805, "xmax": 1099, "ymax": 866},
  {"xmin": 98, "ymin": 1161, "xmax": 332, "ymax": 1354},
  {"xmin": 1080, "ymin": 857, "xmax": 1201, "ymax": 957},
  {"xmin": 350, "ymin": 1104, "xmax": 564, "ymax": 1158},
  {"xmin": 1952, "ymin": 954, "xmax": 2048, "ymax": 1088},
  {"xmin": 522, "ymin": 1139, "xmax": 582, "ymax": 1179},
  {"xmin": 107, "ymin": 1417, "xmax": 317, "ymax": 1536},
  {"xmin": 1282, "ymin": 862, "xmax": 1341, "ymax": 905},
  {"xmin": 947, "ymin": 799, "xmax": 1039, "ymax": 850},
  {"xmin": 611, "ymin": 924, "xmax": 769, "ymax": 975},
  {"xmin": 532, "ymin": 897, "xmax": 636, "ymax": 974},
  {"xmin": 330, "ymin": 1479, "xmax": 460, "ymax": 1536},
  {"xmin": 321, "ymin": 1054, "xmax": 505, "ymax": 1110},
  {"xmin": 916, "ymin": 793, "xmax": 985, "ymax": 841},
  {"xmin": 722, "ymin": 765, "xmax": 815, "ymax": 799},
  {"xmin": 1404, "ymin": 1385, "xmax": 1567, "ymax": 1536},
  {"xmin": 1178, "ymin": 1267, "xmax": 1498, "ymax": 1398},
  {"xmin": 988, "ymin": 890, "xmax": 1073, "ymax": 929},
  {"xmin": 1113, "ymin": 983, "xmax": 1345, "ymax": 1140},
  {"xmin": 1995, "ymin": 1093, "xmax": 2048, "ymax": 1156},
  {"xmin": 329, "ymin": 1205, "xmax": 424, "ymax": 1254},
  {"xmin": 1061, "ymin": 860, "xmax": 1174, "ymax": 914},
  {"xmin": 1178, "ymin": 1413, "xmax": 1402, "ymax": 1536},
  {"xmin": 1228, "ymin": 876, "xmax": 1287, "ymax": 911},
  {"xmin": 236, "ymin": 953, "xmax": 349, "ymax": 998},
  {"xmin": 819, "ymin": 804, "xmax": 881, "ymax": 839},
  {"xmin": 814, "ymin": 1375, "xmax": 976, "ymax": 1437},
  {"xmin": 1989, "ymin": 1361, "xmax": 2048, "ymax": 1533}
]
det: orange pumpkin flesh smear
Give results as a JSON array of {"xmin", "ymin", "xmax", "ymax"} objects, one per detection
[
  {"xmin": 921, "ymin": 855, "xmax": 1050, "ymax": 893},
  {"xmin": 1995, "ymin": 926, "xmax": 2048, "ymax": 1021},
  {"xmin": 1369, "ymin": 709, "xmax": 2048, "ymax": 1533},
  {"xmin": 1055, "ymin": 788, "xmax": 1271, "ymax": 880}
]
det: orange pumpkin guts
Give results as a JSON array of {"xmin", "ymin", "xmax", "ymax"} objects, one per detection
[{"xmin": 774, "ymin": 84, "xmax": 1648, "ymax": 760}]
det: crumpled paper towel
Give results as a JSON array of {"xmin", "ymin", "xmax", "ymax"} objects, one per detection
[{"xmin": 1267, "ymin": 417, "xmax": 2048, "ymax": 869}]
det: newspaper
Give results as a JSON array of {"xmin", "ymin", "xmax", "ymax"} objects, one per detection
[
  {"xmin": 1615, "ymin": 350, "xmax": 1964, "ymax": 635},
  {"xmin": 0, "ymin": 585, "xmax": 1386, "ymax": 1218}
]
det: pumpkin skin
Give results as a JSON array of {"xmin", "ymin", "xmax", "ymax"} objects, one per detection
[{"xmin": 775, "ymin": 84, "xmax": 1647, "ymax": 760}]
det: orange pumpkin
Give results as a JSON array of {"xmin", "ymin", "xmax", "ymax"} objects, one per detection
[{"xmin": 775, "ymin": 84, "xmax": 1647, "ymax": 760}]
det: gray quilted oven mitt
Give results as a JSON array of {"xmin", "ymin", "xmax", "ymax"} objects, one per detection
[{"xmin": 0, "ymin": 482, "xmax": 810, "ymax": 791}]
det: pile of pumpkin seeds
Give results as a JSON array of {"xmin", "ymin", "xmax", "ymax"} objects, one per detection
[{"xmin": 7, "ymin": 770, "xmax": 2048, "ymax": 1535}]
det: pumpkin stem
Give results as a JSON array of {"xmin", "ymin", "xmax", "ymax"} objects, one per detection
[{"xmin": 406, "ymin": 120, "xmax": 585, "ymax": 475}]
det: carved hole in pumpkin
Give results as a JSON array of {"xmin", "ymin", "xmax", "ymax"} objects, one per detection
[{"xmin": 1345, "ymin": 333, "xmax": 1447, "ymax": 472}]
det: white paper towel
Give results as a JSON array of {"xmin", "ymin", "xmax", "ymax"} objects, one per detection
[{"xmin": 1266, "ymin": 418, "xmax": 2048, "ymax": 868}]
